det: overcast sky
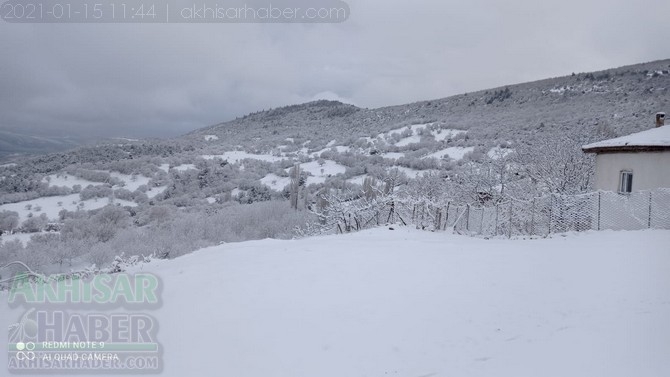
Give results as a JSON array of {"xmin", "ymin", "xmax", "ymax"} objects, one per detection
[{"xmin": 1, "ymin": 0, "xmax": 669, "ymax": 139}]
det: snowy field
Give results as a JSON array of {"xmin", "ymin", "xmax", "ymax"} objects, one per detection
[
  {"xmin": 42, "ymin": 171, "xmax": 165, "ymax": 199},
  {"xmin": 260, "ymin": 173, "xmax": 292, "ymax": 190},
  {"xmin": 311, "ymin": 145, "xmax": 351, "ymax": 157},
  {"xmin": 0, "ymin": 232, "xmax": 39, "ymax": 245},
  {"xmin": 424, "ymin": 146, "xmax": 475, "ymax": 161},
  {"xmin": 202, "ymin": 152, "xmax": 287, "ymax": 164},
  {"xmin": 395, "ymin": 135, "xmax": 422, "ymax": 147},
  {"xmin": 42, "ymin": 174, "xmax": 98, "ymax": 189},
  {"xmin": 172, "ymin": 163, "xmax": 197, "ymax": 172},
  {"xmin": 391, "ymin": 166, "xmax": 435, "ymax": 179},
  {"xmin": 381, "ymin": 152, "xmax": 406, "ymax": 160},
  {"xmin": 292, "ymin": 160, "xmax": 347, "ymax": 185},
  {"xmin": 3, "ymin": 228, "xmax": 668, "ymax": 376},
  {"xmin": 432, "ymin": 128, "xmax": 467, "ymax": 141},
  {"xmin": 108, "ymin": 172, "xmax": 151, "ymax": 192},
  {"xmin": 0, "ymin": 194, "xmax": 136, "ymax": 222}
]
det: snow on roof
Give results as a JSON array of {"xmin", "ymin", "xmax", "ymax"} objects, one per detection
[{"xmin": 582, "ymin": 126, "xmax": 670, "ymax": 152}]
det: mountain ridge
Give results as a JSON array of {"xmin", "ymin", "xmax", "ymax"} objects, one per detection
[
  {"xmin": 183, "ymin": 58, "xmax": 670, "ymax": 152},
  {"xmin": 3, "ymin": 58, "xmax": 669, "ymax": 164}
]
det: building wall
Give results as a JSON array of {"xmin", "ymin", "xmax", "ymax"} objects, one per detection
[{"xmin": 594, "ymin": 151, "xmax": 670, "ymax": 191}]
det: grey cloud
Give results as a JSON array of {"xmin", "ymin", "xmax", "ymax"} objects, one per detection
[{"xmin": 0, "ymin": 0, "xmax": 669, "ymax": 140}]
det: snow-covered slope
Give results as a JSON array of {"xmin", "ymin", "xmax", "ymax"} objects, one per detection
[{"xmin": 3, "ymin": 228, "xmax": 669, "ymax": 376}]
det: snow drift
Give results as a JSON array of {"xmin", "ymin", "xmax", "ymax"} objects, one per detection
[{"xmin": 2, "ymin": 228, "xmax": 670, "ymax": 376}]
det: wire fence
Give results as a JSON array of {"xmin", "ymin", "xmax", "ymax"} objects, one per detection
[{"xmin": 399, "ymin": 189, "xmax": 670, "ymax": 237}]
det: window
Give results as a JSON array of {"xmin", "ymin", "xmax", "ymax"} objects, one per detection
[{"xmin": 619, "ymin": 171, "xmax": 633, "ymax": 193}]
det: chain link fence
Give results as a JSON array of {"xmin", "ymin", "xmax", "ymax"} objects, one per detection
[{"xmin": 399, "ymin": 189, "xmax": 670, "ymax": 237}]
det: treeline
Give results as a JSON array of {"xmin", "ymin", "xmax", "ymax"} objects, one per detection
[{"xmin": 0, "ymin": 200, "xmax": 314, "ymax": 274}]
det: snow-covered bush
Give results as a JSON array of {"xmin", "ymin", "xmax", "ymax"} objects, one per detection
[{"xmin": 0, "ymin": 210, "xmax": 19, "ymax": 234}]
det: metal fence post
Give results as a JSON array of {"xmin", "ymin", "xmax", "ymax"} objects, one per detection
[
  {"xmin": 444, "ymin": 202, "xmax": 450, "ymax": 230},
  {"xmin": 435, "ymin": 207, "xmax": 442, "ymax": 230},
  {"xmin": 494, "ymin": 204, "xmax": 499, "ymax": 236},
  {"xmin": 597, "ymin": 191, "xmax": 601, "ymax": 231},
  {"xmin": 397, "ymin": 189, "xmax": 663, "ymax": 237},
  {"xmin": 480, "ymin": 207, "xmax": 485, "ymax": 235},
  {"xmin": 508, "ymin": 201, "xmax": 513, "ymax": 238},
  {"xmin": 548, "ymin": 194, "xmax": 553, "ymax": 234},
  {"xmin": 648, "ymin": 191, "xmax": 653, "ymax": 229},
  {"xmin": 530, "ymin": 198, "xmax": 536, "ymax": 236}
]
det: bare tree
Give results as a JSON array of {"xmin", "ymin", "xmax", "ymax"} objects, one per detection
[
  {"xmin": 514, "ymin": 135, "xmax": 594, "ymax": 195},
  {"xmin": 289, "ymin": 164, "xmax": 301, "ymax": 210}
]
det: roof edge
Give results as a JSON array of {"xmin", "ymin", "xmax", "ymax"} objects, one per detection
[{"xmin": 582, "ymin": 145, "xmax": 670, "ymax": 154}]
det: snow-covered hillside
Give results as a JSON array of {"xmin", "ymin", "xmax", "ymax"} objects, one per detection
[{"xmin": 4, "ymin": 228, "xmax": 669, "ymax": 376}]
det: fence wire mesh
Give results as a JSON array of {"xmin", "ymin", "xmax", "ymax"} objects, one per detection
[{"xmin": 398, "ymin": 189, "xmax": 670, "ymax": 237}]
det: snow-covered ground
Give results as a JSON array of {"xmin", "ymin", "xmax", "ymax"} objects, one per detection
[
  {"xmin": 0, "ymin": 232, "xmax": 39, "ymax": 245},
  {"xmin": 42, "ymin": 174, "xmax": 98, "ymax": 189},
  {"xmin": 42, "ymin": 170, "xmax": 157, "ymax": 192},
  {"xmin": 0, "ymin": 194, "xmax": 136, "ymax": 222},
  {"xmin": 172, "ymin": 164, "xmax": 197, "ymax": 172},
  {"xmin": 43, "ymin": 172, "xmax": 159, "ymax": 195},
  {"xmin": 381, "ymin": 152, "xmax": 405, "ymax": 160},
  {"xmin": 145, "ymin": 185, "xmax": 167, "ymax": 198},
  {"xmin": 432, "ymin": 128, "xmax": 467, "ymax": 141},
  {"xmin": 202, "ymin": 152, "xmax": 287, "ymax": 164},
  {"xmin": 385, "ymin": 125, "xmax": 411, "ymax": 137},
  {"xmin": 381, "ymin": 124, "xmax": 431, "ymax": 147},
  {"xmin": 292, "ymin": 160, "xmax": 347, "ymax": 185},
  {"xmin": 386, "ymin": 123, "xmax": 429, "ymax": 137},
  {"xmin": 394, "ymin": 135, "xmax": 422, "ymax": 146},
  {"xmin": 260, "ymin": 173, "xmax": 292, "ymax": 190},
  {"xmin": 424, "ymin": 146, "xmax": 475, "ymax": 160},
  {"xmin": 4, "ymin": 228, "xmax": 667, "ymax": 376},
  {"xmin": 311, "ymin": 145, "xmax": 351, "ymax": 157},
  {"xmin": 3, "ymin": 169, "xmax": 151, "ymax": 222},
  {"xmin": 108, "ymin": 172, "xmax": 151, "ymax": 192},
  {"xmin": 390, "ymin": 166, "xmax": 435, "ymax": 179}
]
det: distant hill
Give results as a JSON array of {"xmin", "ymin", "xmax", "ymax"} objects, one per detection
[
  {"xmin": 184, "ymin": 59, "xmax": 670, "ymax": 151},
  {"xmin": 4, "ymin": 59, "xmax": 669, "ymax": 163},
  {"xmin": 0, "ymin": 130, "xmax": 82, "ymax": 162}
]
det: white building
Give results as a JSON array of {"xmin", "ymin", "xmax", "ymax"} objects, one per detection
[{"xmin": 582, "ymin": 112, "xmax": 670, "ymax": 193}]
